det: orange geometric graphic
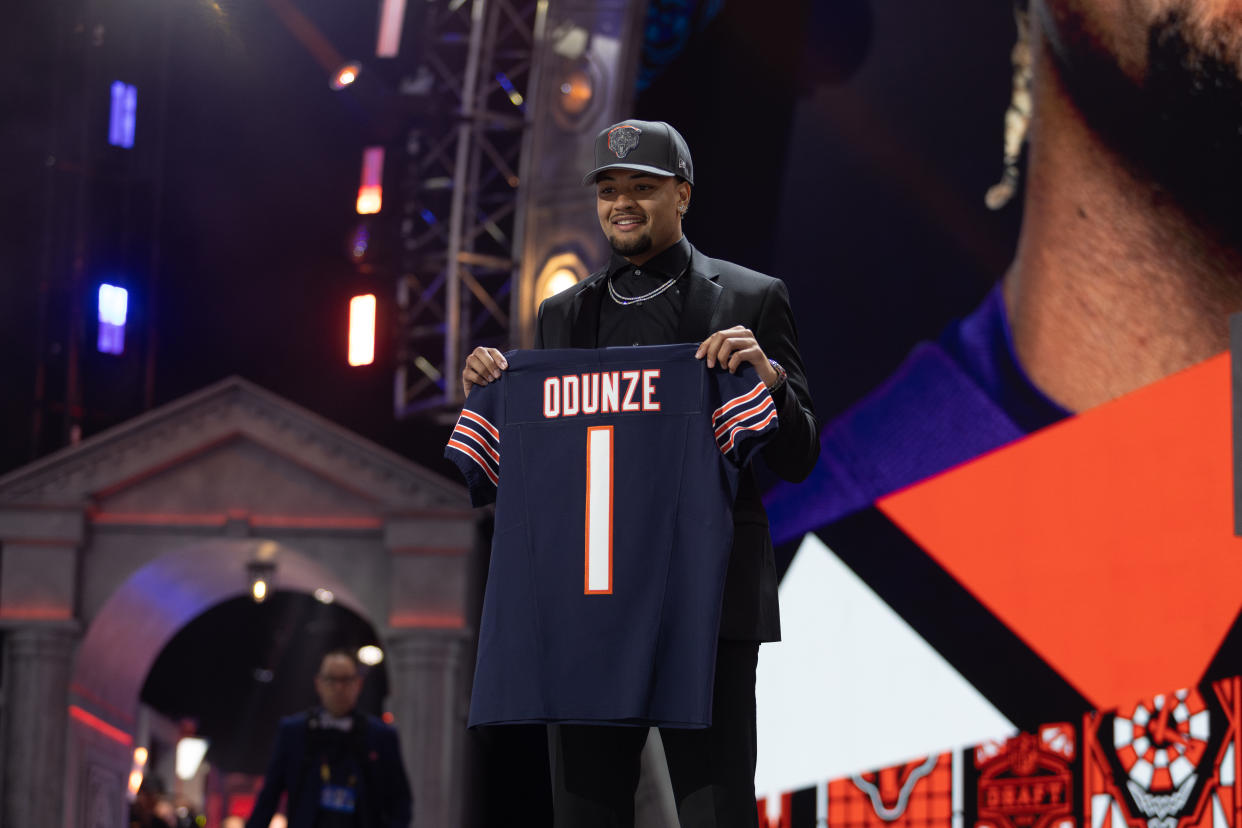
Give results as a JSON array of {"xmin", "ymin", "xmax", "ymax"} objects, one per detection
[{"xmin": 878, "ymin": 353, "xmax": 1242, "ymax": 711}]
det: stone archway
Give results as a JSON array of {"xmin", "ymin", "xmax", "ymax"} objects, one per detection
[
  {"xmin": 0, "ymin": 377, "xmax": 478, "ymax": 828},
  {"xmin": 76, "ymin": 538, "xmax": 370, "ymax": 721},
  {"xmin": 68, "ymin": 538, "xmax": 373, "ymax": 828}
]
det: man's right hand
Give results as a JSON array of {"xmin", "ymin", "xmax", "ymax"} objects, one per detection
[{"xmin": 462, "ymin": 347, "xmax": 509, "ymax": 398}]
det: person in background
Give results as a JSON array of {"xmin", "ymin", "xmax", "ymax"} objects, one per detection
[{"xmin": 246, "ymin": 649, "xmax": 412, "ymax": 828}]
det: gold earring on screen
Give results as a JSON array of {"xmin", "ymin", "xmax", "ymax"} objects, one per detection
[{"xmin": 985, "ymin": 5, "xmax": 1032, "ymax": 210}]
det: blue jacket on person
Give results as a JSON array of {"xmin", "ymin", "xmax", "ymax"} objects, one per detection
[{"xmin": 245, "ymin": 709, "xmax": 413, "ymax": 828}]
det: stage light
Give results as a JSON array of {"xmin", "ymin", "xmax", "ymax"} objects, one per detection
[
  {"xmin": 108, "ymin": 82, "xmax": 137, "ymax": 148},
  {"xmin": 356, "ymin": 188, "xmax": 381, "ymax": 214},
  {"xmin": 541, "ymin": 269, "xmax": 579, "ymax": 301},
  {"xmin": 550, "ymin": 58, "xmax": 601, "ymax": 131},
  {"xmin": 495, "ymin": 72, "xmax": 524, "ymax": 109},
  {"xmin": 175, "ymin": 737, "xmax": 208, "ymax": 781},
  {"xmin": 98, "ymin": 284, "xmax": 128, "ymax": 355},
  {"xmin": 314, "ymin": 588, "xmax": 335, "ymax": 604},
  {"xmin": 246, "ymin": 557, "xmax": 275, "ymax": 604},
  {"xmin": 375, "ymin": 0, "xmax": 406, "ymax": 57},
  {"xmin": 357, "ymin": 645, "xmax": 384, "ymax": 666},
  {"xmin": 128, "ymin": 770, "xmax": 143, "ymax": 796},
  {"xmin": 558, "ymin": 70, "xmax": 593, "ymax": 116},
  {"xmin": 350, "ymin": 224, "xmax": 370, "ymax": 261},
  {"xmin": 99, "ymin": 284, "xmax": 128, "ymax": 325},
  {"xmin": 331, "ymin": 61, "xmax": 361, "ymax": 91},
  {"xmin": 534, "ymin": 253, "xmax": 588, "ymax": 312},
  {"xmin": 349, "ymin": 294, "xmax": 376, "ymax": 367},
  {"xmin": 550, "ymin": 22, "xmax": 589, "ymax": 60},
  {"xmin": 133, "ymin": 747, "xmax": 148, "ymax": 766},
  {"xmin": 356, "ymin": 147, "xmax": 384, "ymax": 215}
]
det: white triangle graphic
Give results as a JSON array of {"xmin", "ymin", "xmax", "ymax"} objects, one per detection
[
  {"xmin": 1213, "ymin": 793, "xmax": 1229, "ymax": 828},
  {"xmin": 1092, "ymin": 794, "xmax": 1114, "ymax": 828},
  {"xmin": 755, "ymin": 535, "xmax": 1016, "ymax": 798}
]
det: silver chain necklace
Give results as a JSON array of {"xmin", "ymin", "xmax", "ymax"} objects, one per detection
[{"xmin": 606, "ymin": 260, "xmax": 688, "ymax": 306}]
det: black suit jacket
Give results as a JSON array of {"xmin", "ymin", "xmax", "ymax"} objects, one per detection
[
  {"xmin": 246, "ymin": 710, "xmax": 413, "ymax": 828},
  {"xmin": 534, "ymin": 241, "xmax": 818, "ymax": 641}
]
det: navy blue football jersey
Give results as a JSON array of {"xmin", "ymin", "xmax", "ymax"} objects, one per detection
[{"xmin": 445, "ymin": 343, "xmax": 779, "ymax": 728}]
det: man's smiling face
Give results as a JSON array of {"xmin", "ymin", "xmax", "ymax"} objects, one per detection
[{"xmin": 595, "ymin": 171, "xmax": 691, "ymax": 265}]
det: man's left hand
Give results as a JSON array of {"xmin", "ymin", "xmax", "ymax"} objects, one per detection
[{"xmin": 695, "ymin": 325, "xmax": 779, "ymax": 387}]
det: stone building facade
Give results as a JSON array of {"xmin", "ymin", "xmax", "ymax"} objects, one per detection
[{"xmin": 0, "ymin": 377, "xmax": 477, "ymax": 828}]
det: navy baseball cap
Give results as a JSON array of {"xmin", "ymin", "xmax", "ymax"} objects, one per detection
[{"xmin": 581, "ymin": 119, "xmax": 694, "ymax": 186}]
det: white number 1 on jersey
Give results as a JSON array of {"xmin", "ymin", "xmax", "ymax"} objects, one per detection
[{"xmin": 585, "ymin": 426, "xmax": 613, "ymax": 594}]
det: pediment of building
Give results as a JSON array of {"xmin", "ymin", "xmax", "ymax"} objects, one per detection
[{"xmin": 0, "ymin": 377, "xmax": 466, "ymax": 514}]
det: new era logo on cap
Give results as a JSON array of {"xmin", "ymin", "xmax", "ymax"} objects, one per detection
[{"xmin": 582, "ymin": 119, "xmax": 695, "ymax": 186}]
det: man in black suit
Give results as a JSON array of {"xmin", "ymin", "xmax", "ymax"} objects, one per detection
[
  {"xmin": 462, "ymin": 119, "xmax": 818, "ymax": 826},
  {"xmin": 246, "ymin": 649, "xmax": 413, "ymax": 828}
]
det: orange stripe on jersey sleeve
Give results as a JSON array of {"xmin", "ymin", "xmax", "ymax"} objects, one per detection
[
  {"xmin": 719, "ymin": 409, "xmax": 778, "ymax": 455},
  {"xmin": 460, "ymin": 409, "xmax": 500, "ymax": 441},
  {"xmin": 454, "ymin": 422, "xmax": 500, "ymax": 464},
  {"xmin": 712, "ymin": 381, "xmax": 767, "ymax": 422},
  {"xmin": 714, "ymin": 397, "xmax": 776, "ymax": 440},
  {"xmin": 447, "ymin": 438, "xmax": 499, "ymax": 485}
]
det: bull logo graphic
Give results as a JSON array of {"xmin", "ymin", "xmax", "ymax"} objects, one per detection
[{"xmin": 608, "ymin": 125, "xmax": 642, "ymax": 158}]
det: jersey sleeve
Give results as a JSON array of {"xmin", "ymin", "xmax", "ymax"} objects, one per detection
[
  {"xmin": 710, "ymin": 365, "xmax": 780, "ymax": 468},
  {"xmin": 445, "ymin": 381, "xmax": 502, "ymax": 507}
]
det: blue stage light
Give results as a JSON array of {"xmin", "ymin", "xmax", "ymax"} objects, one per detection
[
  {"xmin": 494, "ymin": 72, "xmax": 525, "ymax": 110},
  {"xmin": 98, "ymin": 284, "xmax": 128, "ymax": 355},
  {"xmin": 108, "ymin": 82, "xmax": 137, "ymax": 149}
]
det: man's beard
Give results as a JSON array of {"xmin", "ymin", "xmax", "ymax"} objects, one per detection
[
  {"xmin": 1052, "ymin": 4, "xmax": 1242, "ymax": 237},
  {"xmin": 608, "ymin": 230, "xmax": 653, "ymax": 258}
]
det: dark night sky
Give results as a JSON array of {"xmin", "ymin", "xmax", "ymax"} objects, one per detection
[{"xmin": 0, "ymin": 0, "xmax": 1020, "ymax": 790}]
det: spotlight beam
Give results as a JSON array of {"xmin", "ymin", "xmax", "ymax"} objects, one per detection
[{"xmin": 262, "ymin": 0, "xmax": 345, "ymax": 76}]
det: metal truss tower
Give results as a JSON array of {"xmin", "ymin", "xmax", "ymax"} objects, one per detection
[{"xmin": 394, "ymin": 0, "xmax": 545, "ymax": 418}]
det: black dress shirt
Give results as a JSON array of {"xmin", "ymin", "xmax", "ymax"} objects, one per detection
[{"xmin": 596, "ymin": 236, "xmax": 692, "ymax": 347}]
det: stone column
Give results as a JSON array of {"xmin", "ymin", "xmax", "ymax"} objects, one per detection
[
  {"xmin": 2, "ymin": 625, "xmax": 77, "ymax": 828},
  {"xmin": 385, "ymin": 628, "xmax": 470, "ymax": 828}
]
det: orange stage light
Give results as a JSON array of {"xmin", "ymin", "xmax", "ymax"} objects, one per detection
[
  {"xmin": 330, "ymin": 61, "xmax": 361, "ymax": 90},
  {"xmin": 349, "ymin": 294, "xmax": 376, "ymax": 366},
  {"xmin": 356, "ymin": 185, "xmax": 381, "ymax": 215},
  {"xmin": 355, "ymin": 147, "xmax": 384, "ymax": 214}
]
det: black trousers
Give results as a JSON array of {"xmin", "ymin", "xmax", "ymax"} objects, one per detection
[{"xmin": 550, "ymin": 640, "xmax": 761, "ymax": 828}]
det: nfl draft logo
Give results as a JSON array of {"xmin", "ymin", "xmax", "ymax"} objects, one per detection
[
  {"xmin": 608, "ymin": 125, "xmax": 642, "ymax": 158},
  {"xmin": 974, "ymin": 725, "xmax": 1076, "ymax": 828}
]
